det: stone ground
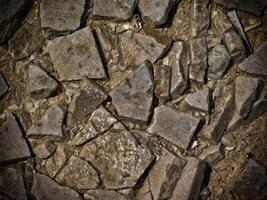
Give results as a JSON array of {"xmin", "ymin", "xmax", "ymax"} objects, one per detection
[{"xmin": 0, "ymin": 0, "xmax": 267, "ymax": 200}]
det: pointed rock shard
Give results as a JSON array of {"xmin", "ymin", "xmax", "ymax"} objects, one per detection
[
  {"xmin": 0, "ymin": 73, "xmax": 8, "ymax": 97},
  {"xmin": 80, "ymin": 123, "xmax": 154, "ymax": 189},
  {"xmin": 0, "ymin": 112, "xmax": 31, "ymax": 164},
  {"xmin": 148, "ymin": 105, "xmax": 201, "ymax": 149},
  {"xmin": 46, "ymin": 27, "xmax": 107, "ymax": 81},
  {"xmin": 84, "ymin": 189, "xmax": 128, "ymax": 200},
  {"xmin": 110, "ymin": 61, "xmax": 154, "ymax": 123}
]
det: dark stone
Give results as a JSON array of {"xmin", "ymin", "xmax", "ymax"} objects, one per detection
[{"xmin": 0, "ymin": 73, "xmax": 8, "ymax": 97}]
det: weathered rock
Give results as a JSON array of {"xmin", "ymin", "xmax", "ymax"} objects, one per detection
[
  {"xmin": 170, "ymin": 157, "xmax": 206, "ymax": 200},
  {"xmin": 208, "ymin": 44, "xmax": 231, "ymax": 79},
  {"xmin": 185, "ymin": 87, "xmax": 211, "ymax": 113},
  {"xmin": 110, "ymin": 61, "xmax": 154, "ymax": 123},
  {"xmin": 135, "ymin": 178, "xmax": 153, "ymax": 200},
  {"xmin": 212, "ymin": 9, "xmax": 234, "ymax": 36},
  {"xmin": 138, "ymin": 0, "xmax": 180, "ymax": 26},
  {"xmin": 0, "ymin": 0, "xmax": 30, "ymax": 43},
  {"xmin": 46, "ymin": 26, "xmax": 107, "ymax": 81},
  {"xmin": 199, "ymin": 187, "xmax": 211, "ymax": 200},
  {"xmin": 0, "ymin": 166, "xmax": 27, "ymax": 200},
  {"xmin": 33, "ymin": 142, "xmax": 56, "ymax": 159},
  {"xmin": 0, "ymin": 73, "xmax": 8, "ymax": 97},
  {"xmin": 239, "ymin": 41, "xmax": 267, "ymax": 76},
  {"xmin": 199, "ymin": 143, "xmax": 224, "ymax": 165},
  {"xmin": 148, "ymin": 105, "xmax": 201, "ymax": 149},
  {"xmin": 31, "ymin": 173, "xmax": 80, "ymax": 200},
  {"xmin": 0, "ymin": 112, "xmax": 31, "ymax": 164},
  {"xmin": 221, "ymin": 133, "xmax": 235, "ymax": 150},
  {"xmin": 68, "ymin": 79, "xmax": 107, "ymax": 124},
  {"xmin": 189, "ymin": 37, "xmax": 208, "ymax": 83},
  {"xmin": 40, "ymin": 0, "xmax": 85, "ymax": 31},
  {"xmin": 84, "ymin": 189, "xmax": 128, "ymax": 200},
  {"xmin": 8, "ymin": 23, "xmax": 44, "ymax": 60},
  {"xmin": 231, "ymin": 159, "xmax": 267, "ymax": 199},
  {"xmin": 56, "ymin": 156, "xmax": 100, "ymax": 190},
  {"xmin": 27, "ymin": 104, "xmax": 67, "ymax": 139},
  {"xmin": 72, "ymin": 122, "xmax": 97, "ymax": 146},
  {"xmin": 27, "ymin": 64, "xmax": 58, "ymax": 99},
  {"xmin": 80, "ymin": 123, "xmax": 154, "ymax": 189}
]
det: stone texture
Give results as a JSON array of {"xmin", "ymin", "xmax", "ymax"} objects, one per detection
[
  {"xmin": 56, "ymin": 156, "xmax": 100, "ymax": 190},
  {"xmin": 0, "ymin": 112, "xmax": 31, "ymax": 164},
  {"xmin": 33, "ymin": 142, "xmax": 56, "ymax": 159},
  {"xmin": 0, "ymin": 73, "xmax": 8, "ymax": 97},
  {"xmin": 208, "ymin": 44, "xmax": 231, "ymax": 79},
  {"xmin": 27, "ymin": 64, "xmax": 58, "ymax": 99},
  {"xmin": 212, "ymin": 9, "xmax": 234, "ymax": 36},
  {"xmin": 170, "ymin": 157, "xmax": 206, "ymax": 200},
  {"xmin": 110, "ymin": 61, "xmax": 154, "ymax": 123},
  {"xmin": 31, "ymin": 173, "xmax": 80, "ymax": 200},
  {"xmin": 69, "ymin": 79, "xmax": 107, "ymax": 124},
  {"xmin": 72, "ymin": 122, "xmax": 98, "ymax": 146},
  {"xmin": 135, "ymin": 178, "xmax": 153, "ymax": 200},
  {"xmin": 199, "ymin": 143, "xmax": 225, "ymax": 165},
  {"xmin": 93, "ymin": 0, "xmax": 137, "ymax": 20},
  {"xmin": 199, "ymin": 187, "xmax": 211, "ymax": 200},
  {"xmin": 40, "ymin": 0, "xmax": 85, "ymax": 31},
  {"xmin": 46, "ymin": 26, "xmax": 106, "ymax": 81},
  {"xmin": 27, "ymin": 104, "xmax": 67, "ymax": 139},
  {"xmin": 80, "ymin": 123, "xmax": 154, "ymax": 189},
  {"xmin": 84, "ymin": 189, "xmax": 128, "ymax": 200},
  {"xmin": 148, "ymin": 105, "xmax": 201, "ymax": 149},
  {"xmin": 239, "ymin": 41, "xmax": 267, "ymax": 76},
  {"xmin": 138, "ymin": 0, "xmax": 180, "ymax": 26}
]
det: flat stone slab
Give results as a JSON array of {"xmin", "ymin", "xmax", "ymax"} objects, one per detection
[
  {"xmin": 80, "ymin": 122, "xmax": 154, "ymax": 189},
  {"xmin": 40, "ymin": 0, "xmax": 85, "ymax": 31},
  {"xmin": 0, "ymin": 73, "xmax": 8, "ymax": 97},
  {"xmin": 148, "ymin": 105, "xmax": 201, "ymax": 149},
  {"xmin": 46, "ymin": 26, "xmax": 106, "ymax": 81},
  {"xmin": 84, "ymin": 189, "xmax": 128, "ymax": 200}
]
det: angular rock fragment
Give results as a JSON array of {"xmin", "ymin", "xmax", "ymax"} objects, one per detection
[
  {"xmin": 135, "ymin": 178, "xmax": 153, "ymax": 200},
  {"xmin": 27, "ymin": 104, "xmax": 67, "ymax": 139},
  {"xmin": 80, "ymin": 123, "xmax": 154, "ymax": 189},
  {"xmin": 199, "ymin": 143, "xmax": 225, "ymax": 165},
  {"xmin": 138, "ymin": 0, "xmax": 180, "ymax": 26},
  {"xmin": 27, "ymin": 64, "xmax": 58, "ymax": 99},
  {"xmin": 212, "ymin": 9, "xmax": 234, "ymax": 36},
  {"xmin": 31, "ymin": 173, "xmax": 80, "ymax": 200},
  {"xmin": 148, "ymin": 105, "xmax": 201, "ymax": 149},
  {"xmin": 84, "ymin": 189, "xmax": 128, "ymax": 200},
  {"xmin": 56, "ymin": 156, "xmax": 100, "ymax": 190},
  {"xmin": 40, "ymin": 0, "xmax": 85, "ymax": 31},
  {"xmin": 46, "ymin": 26, "xmax": 107, "ymax": 81},
  {"xmin": 0, "ymin": 112, "xmax": 31, "ymax": 164},
  {"xmin": 33, "ymin": 142, "xmax": 56, "ymax": 159},
  {"xmin": 170, "ymin": 157, "xmax": 206, "ymax": 200},
  {"xmin": 0, "ymin": 73, "xmax": 8, "ymax": 97},
  {"xmin": 239, "ymin": 41, "xmax": 267, "ymax": 76},
  {"xmin": 72, "ymin": 122, "xmax": 97, "ymax": 146},
  {"xmin": 110, "ymin": 61, "xmax": 154, "ymax": 123}
]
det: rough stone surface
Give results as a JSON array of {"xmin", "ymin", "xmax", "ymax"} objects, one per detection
[
  {"xmin": 80, "ymin": 123, "xmax": 154, "ymax": 189},
  {"xmin": 0, "ymin": 73, "xmax": 8, "ymax": 97},
  {"xmin": 135, "ymin": 178, "xmax": 153, "ymax": 200},
  {"xmin": 212, "ymin": 9, "xmax": 234, "ymax": 36},
  {"xmin": 0, "ymin": 112, "xmax": 31, "ymax": 164},
  {"xmin": 84, "ymin": 189, "xmax": 128, "ymax": 200},
  {"xmin": 40, "ymin": 0, "xmax": 85, "ymax": 31},
  {"xmin": 56, "ymin": 156, "xmax": 100, "ymax": 190},
  {"xmin": 170, "ymin": 157, "xmax": 206, "ymax": 200},
  {"xmin": 33, "ymin": 142, "xmax": 56, "ymax": 159},
  {"xmin": 110, "ymin": 61, "xmax": 154, "ymax": 123},
  {"xmin": 27, "ymin": 104, "xmax": 67, "ymax": 139},
  {"xmin": 199, "ymin": 143, "xmax": 225, "ymax": 165},
  {"xmin": 27, "ymin": 64, "xmax": 58, "ymax": 99},
  {"xmin": 148, "ymin": 105, "xmax": 201, "ymax": 149},
  {"xmin": 31, "ymin": 173, "xmax": 80, "ymax": 200},
  {"xmin": 46, "ymin": 26, "xmax": 106, "ymax": 81}
]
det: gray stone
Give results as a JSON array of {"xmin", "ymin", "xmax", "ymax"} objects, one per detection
[
  {"xmin": 0, "ymin": 73, "xmax": 8, "ymax": 97},
  {"xmin": 84, "ymin": 189, "xmax": 128, "ymax": 200},
  {"xmin": 72, "ymin": 123, "xmax": 98, "ymax": 146},
  {"xmin": 148, "ymin": 105, "xmax": 201, "ymax": 149},
  {"xmin": 208, "ymin": 44, "xmax": 231, "ymax": 79},
  {"xmin": 138, "ymin": 0, "xmax": 180, "ymax": 26},
  {"xmin": 170, "ymin": 157, "xmax": 206, "ymax": 200},
  {"xmin": 199, "ymin": 143, "xmax": 225, "ymax": 165},
  {"xmin": 0, "ymin": 112, "xmax": 31, "ymax": 164},
  {"xmin": 27, "ymin": 64, "xmax": 58, "ymax": 99},
  {"xmin": 40, "ymin": 0, "xmax": 85, "ymax": 31},
  {"xmin": 110, "ymin": 61, "xmax": 154, "ymax": 123},
  {"xmin": 185, "ymin": 87, "xmax": 211, "ymax": 113},
  {"xmin": 33, "ymin": 142, "xmax": 56, "ymax": 159},
  {"xmin": 93, "ymin": 0, "xmax": 137, "ymax": 20},
  {"xmin": 239, "ymin": 41, "xmax": 267, "ymax": 76},
  {"xmin": 31, "ymin": 173, "xmax": 80, "ymax": 200},
  {"xmin": 135, "ymin": 178, "xmax": 153, "ymax": 200},
  {"xmin": 68, "ymin": 78, "xmax": 107, "ymax": 124},
  {"xmin": 221, "ymin": 133, "xmax": 235, "ymax": 150},
  {"xmin": 27, "ymin": 104, "xmax": 67, "ymax": 139},
  {"xmin": 212, "ymin": 9, "xmax": 234, "ymax": 36},
  {"xmin": 199, "ymin": 187, "xmax": 211, "ymax": 200},
  {"xmin": 56, "ymin": 156, "xmax": 100, "ymax": 190},
  {"xmin": 80, "ymin": 123, "xmax": 154, "ymax": 189},
  {"xmin": 189, "ymin": 37, "xmax": 208, "ymax": 83},
  {"xmin": 46, "ymin": 26, "xmax": 106, "ymax": 81}
]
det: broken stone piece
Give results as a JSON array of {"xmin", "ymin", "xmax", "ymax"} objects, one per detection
[
  {"xmin": 33, "ymin": 142, "xmax": 56, "ymax": 159},
  {"xmin": 110, "ymin": 61, "xmax": 154, "ymax": 123},
  {"xmin": 0, "ymin": 73, "xmax": 8, "ymax": 97},
  {"xmin": 135, "ymin": 178, "xmax": 153, "ymax": 200},
  {"xmin": 148, "ymin": 105, "xmax": 201, "ymax": 149},
  {"xmin": 46, "ymin": 26, "xmax": 107, "ymax": 81},
  {"xmin": 199, "ymin": 143, "xmax": 225, "ymax": 165},
  {"xmin": 84, "ymin": 189, "xmax": 128, "ymax": 200},
  {"xmin": 27, "ymin": 64, "xmax": 58, "ymax": 99},
  {"xmin": 212, "ymin": 9, "xmax": 234, "ymax": 36},
  {"xmin": 40, "ymin": 0, "xmax": 85, "ymax": 31}
]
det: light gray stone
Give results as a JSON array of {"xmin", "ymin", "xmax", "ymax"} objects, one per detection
[
  {"xmin": 84, "ymin": 189, "xmax": 128, "ymax": 200},
  {"xmin": 212, "ymin": 9, "xmax": 234, "ymax": 36},
  {"xmin": 110, "ymin": 61, "xmax": 154, "ymax": 123},
  {"xmin": 46, "ymin": 26, "xmax": 107, "ymax": 81},
  {"xmin": 148, "ymin": 105, "xmax": 201, "ymax": 149},
  {"xmin": 33, "ymin": 142, "xmax": 56, "ymax": 159},
  {"xmin": 199, "ymin": 143, "xmax": 225, "ymax": 165},
  {"xmin": 40, "ymin": 0, "xmax": 85, "ymax": 31},
  {"xmin": 0, "ymin": 73, "xmax": 8, "ymax": 97}
]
